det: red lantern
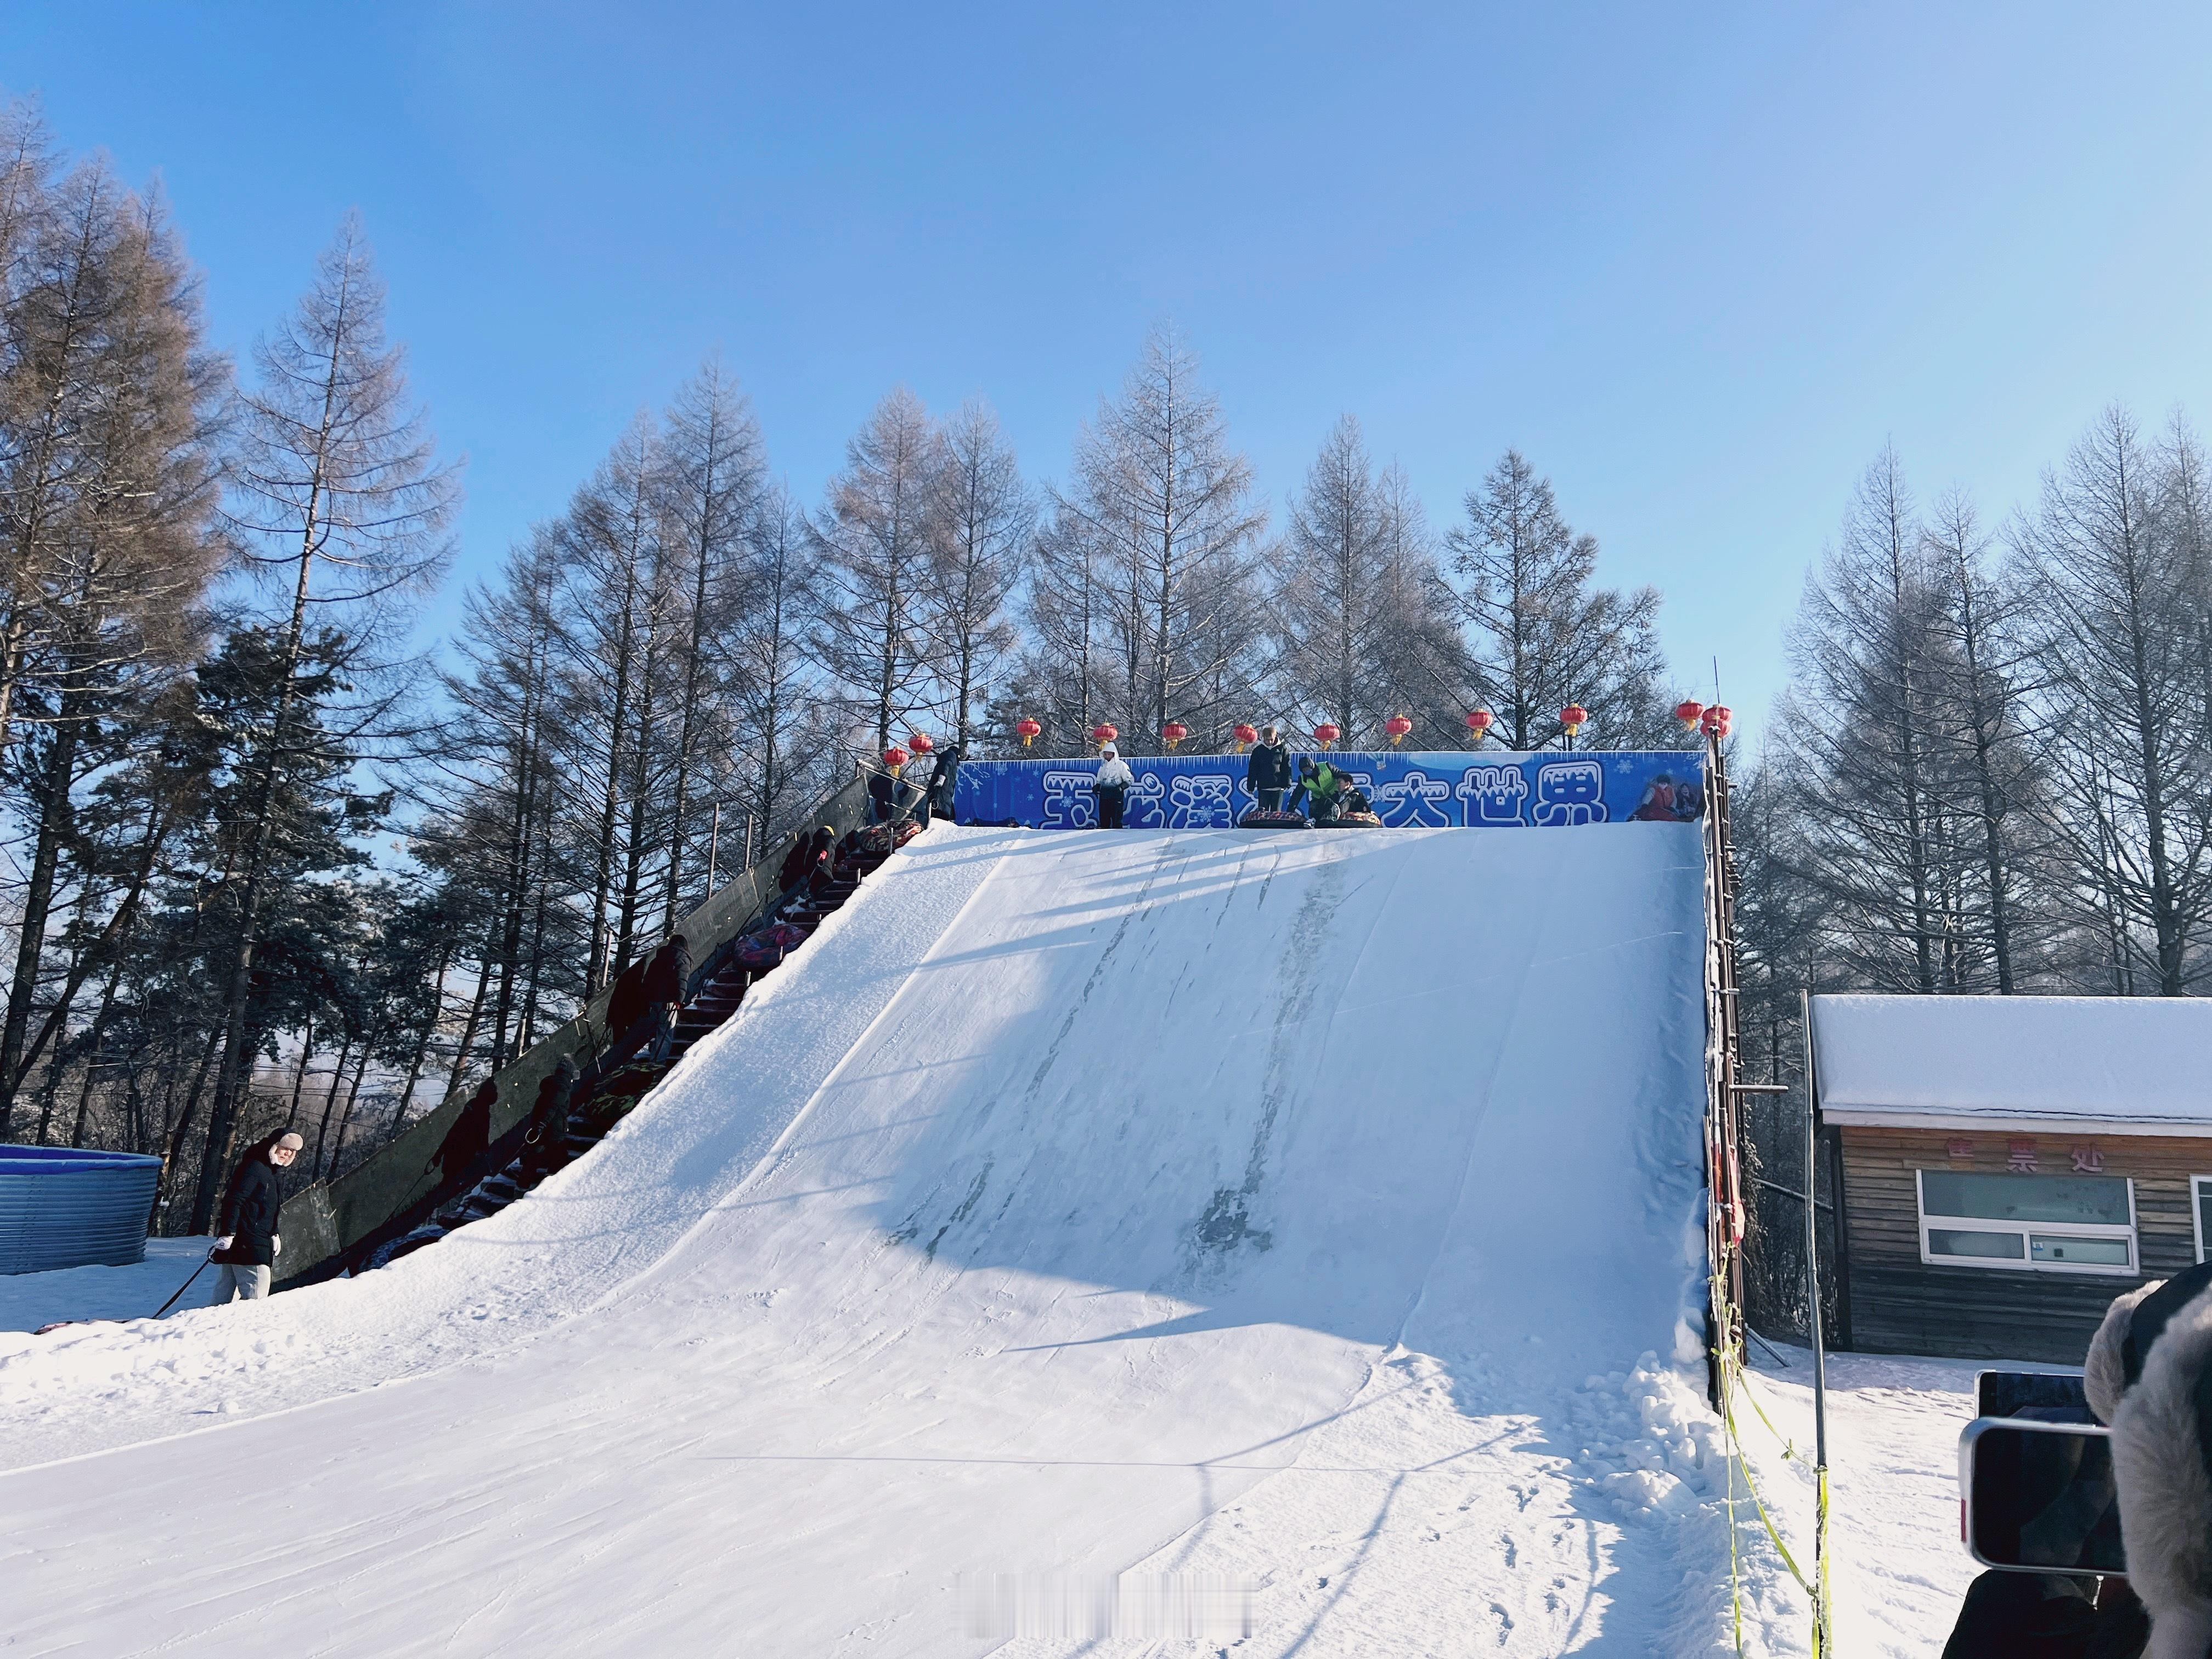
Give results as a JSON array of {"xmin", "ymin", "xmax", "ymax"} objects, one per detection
[
  {"xmin": 1090, "ymin": 723, "xmax": 1118, "ymax": 748},
  {"xmin": 906, "ymin": 732, "xmax": 934, "ymax": 755},
  {"xmin": 1232, "ymin": 723, "xmax": 1257, "ymax": 753},
  {"xmin": 1701, "ymin": 704, "xmax": 1733, "ymax": 739},
  {"xmin": 1314, "ymin": 722, "xmax": 1341, "ymax": 747},
  {"xmin": 883, "ymin": 746, "xmax": 910, "ymax": 770},
  {"xmin": 1385, "ymin": 714, "xmax": 1413, "ymax": 747},
  {"xmin": 1161, "ymin": 721, "xmax": 1189, "ymax": 752},
  {"xmin": 1015, "ymin": 718, "xmax": 1041, "ymax": 748},
  {"xmin": 1560, "ymin": 704, "xmax": 1588, "ymax": 733},
  {"xmin": 1674, "ymin": 699, "xmax": 1705, "ymax": 729},
  {"xmin": 1466, "ymin": 708, "xmax": 1494, "ymax": 741}
]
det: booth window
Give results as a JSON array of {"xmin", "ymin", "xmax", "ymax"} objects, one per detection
[
  {"xmin": 2195, "ymin": 1175, "xmax": 2212, "ymax": 1265},
  {"xmin": 1917, "ymin": 1170, "xmax": 2137, "ymax": 1276}
]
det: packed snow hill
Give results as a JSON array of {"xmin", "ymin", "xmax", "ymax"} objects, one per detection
[{"xmin": 1, "ymin": 821, "xmax": 1796, "ymax": 1655}]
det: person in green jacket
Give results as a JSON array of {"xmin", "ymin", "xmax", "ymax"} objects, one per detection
[{"xmin": 1288, "ymin": 757, "xmax": 1346, "ymax": 823}]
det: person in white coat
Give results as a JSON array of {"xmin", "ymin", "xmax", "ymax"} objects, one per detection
[{"xmin": 1093, "ymin": 745, "xmax": 1135, "ymax": 828}]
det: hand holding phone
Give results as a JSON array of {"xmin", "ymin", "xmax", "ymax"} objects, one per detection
[{"xmin": 1959, "ymin": 1418, "xmax": 2125, "ymax": 1576}]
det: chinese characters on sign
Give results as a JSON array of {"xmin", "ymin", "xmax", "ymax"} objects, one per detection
[
  {"xmin": 2007, "ymin": 1139, "xmax": 2039, "ymax": 1173},
  {"xmin": 1946, "ymin": 1138, "xmax": 1973, "ymax": 1160},
  {"xmin": 2070, "ymin": 1145, "xmax": 2105, "ymax": 1173}
]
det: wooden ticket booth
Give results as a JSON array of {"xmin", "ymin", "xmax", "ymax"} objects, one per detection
[{"xmin": 1812, "ymin": 994, "xmax": 2212, "ymax": 1364}]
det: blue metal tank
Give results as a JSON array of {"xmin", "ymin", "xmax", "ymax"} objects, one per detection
[{"xmin": 0, "ymin": 1146, "xmax": 162, "ymax": 1274}]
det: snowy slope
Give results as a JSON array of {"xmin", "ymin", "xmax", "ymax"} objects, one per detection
[{"xmin": 1, "ymin": 823, "xmax": 1754, "ymax": 1655}]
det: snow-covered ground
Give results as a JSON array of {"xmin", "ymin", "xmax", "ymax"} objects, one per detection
[
  {"xmin": 0, "ymin": 1235, "xmax": 227, "ymax": 1332},
  {"xmin": 2, "ymin": 822, "xmax": 1804, "ymax": 1655},
  {"xmin": 1742, "ymin": 1344, "xmax": 2085, "ymax": 1657}
]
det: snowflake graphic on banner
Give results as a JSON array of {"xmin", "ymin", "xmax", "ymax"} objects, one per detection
[
  {"xmin": 1166, "ymin": 772, "xmax": 1237, "ymax": 828},
  {"xmin": 1374, "ymin": 769, "xmax": 1453, "ymax": 827},
  {"xmin": 1456, "ymin": 765, "xmax": 1528, "ymax": 826}
]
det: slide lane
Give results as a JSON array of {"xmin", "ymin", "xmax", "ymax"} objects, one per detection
[{"xmin": 3, "ymin": 824, "xmax": 1715, "ymax": 1655}]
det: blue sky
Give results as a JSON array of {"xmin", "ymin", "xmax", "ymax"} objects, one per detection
[{"xmin": 7, "ymin": 2, "xmax": 2210, "ymax": 740}]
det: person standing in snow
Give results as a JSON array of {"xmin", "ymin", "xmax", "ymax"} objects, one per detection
[
  {"xmin": 1245, "ymin": 726, "xmax": 1291, "ymax": 812},
  {"xmin": 211, "ymin": 1131, "xmax": 301, "ymax": 1301},
  {"xmin": 643, "ymin": 933, "xmax": 692, "ymax": 1061},
  {"xmin": 1093, "ymin": 744, "xmax": 1135, "ymax": 828}
]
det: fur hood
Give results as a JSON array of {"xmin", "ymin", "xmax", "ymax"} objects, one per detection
[
  {"xmin": 2087, "ymin": 1280, "xmax": 2160, "ymax": 1425},
  {"xmin": 2109, "ymin": 1278, "xmax": 2212, "ymax": 1658}
]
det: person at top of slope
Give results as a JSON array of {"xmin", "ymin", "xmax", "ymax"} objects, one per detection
[
  {"xmin": 1245, "ymin": 725, "xmax": 1291, "ymax": 812},
  {"xmin": 212, "ymin": 1131, "xmax": 302, "ymax": 1302},
  {"xmin": 919, "ymin": 743, "xmax": 962, "ymax": 829},
  {"xmin": 1093, "ymin": 744, "xmax": 1135, "ymax": 828},
  {"xmin": 1288, "ymin": 755, "xmax": 1346, "ymax": 823}
]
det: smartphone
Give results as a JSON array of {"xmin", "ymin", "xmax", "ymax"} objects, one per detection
[
  {"xmin": 1976, "ymin": 1369, "xmax": 2091, "ymax": 1420},
  {"xmin": 1959, "ymin": 1418, "xmax": 2125, "ymax": 1575}
]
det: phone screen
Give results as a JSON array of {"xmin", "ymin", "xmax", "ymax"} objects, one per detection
[
  {"xmin": 1976, "ymin": 1369, "xmax": 2090, "ymax": 1420},
  {"xmin": 1963, "ymin": 1421, "xmax": 2126, "ymax": 1575}
]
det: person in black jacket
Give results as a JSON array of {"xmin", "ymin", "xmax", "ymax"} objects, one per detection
[
  {"xmin": 919, "ymin": 744, "xmax": 962, "ymax": 828},
  {"xmin": 212, "ymin": 1131, "xmax": 302, "ymax": 1302},
  {"xmin": 644, "ymin": 933, "xmax": 692, "ymax": 1060},
  {"xmin": 433, "ymin": 1080, "xmax": 498, "ymax": 1188},
  {"xmin": 868, "ymin": 764, "xmax": 906, "ymax": 825},
  {"xmin": 778, "ymin": 828, "xmax": 834, "ymax": 913},
  {"xmin": 777, "ymin": 827, "xmax": 828, "ymax": 894},
  {"xmin": 1246, "ymin": 726, "xmax": 1291, "ymax": 812},
  {"xmin": 604, "ymin": 952, "xmax": 652, "ymax": 1049},
  {"xmin": 523, "ymin": 1055, "xmax": 579, "ymax": 1181}
]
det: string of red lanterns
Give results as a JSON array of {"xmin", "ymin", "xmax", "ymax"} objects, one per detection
[{"xmin": 1002, "ymin": 702, "xmax": 1703, "ymax": 755}]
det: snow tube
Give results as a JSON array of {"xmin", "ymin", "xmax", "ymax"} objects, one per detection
[
  {"xmin": 1237, "ymin": 808, "xmax": 1309, "ymax": 828},
  {"xmin": 734, "ymin": 921, "xmax": 812, "ymax": 970},
  {"xmin": 1312, "ymin": 811, "xmax": 1384, "ymax": 828}
]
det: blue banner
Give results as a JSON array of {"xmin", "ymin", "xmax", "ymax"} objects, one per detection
[{"xmin": 953, "ymin": 750, "xmax": 1706, "ymax": 831}]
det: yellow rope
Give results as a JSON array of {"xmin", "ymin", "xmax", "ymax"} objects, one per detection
[{"xmin": 1709, "ymin": 1246, "xmax": 1830, "ymax": 1652}]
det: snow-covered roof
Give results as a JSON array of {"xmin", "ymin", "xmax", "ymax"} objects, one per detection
[{"xmin": 1812, "ymin": 993, "xmax": 2212, "ymax": 1136}]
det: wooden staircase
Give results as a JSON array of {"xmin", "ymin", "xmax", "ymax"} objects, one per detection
[{"xmin": 365, "ymin": 839, "xmax": 896, "ymax": 1269}]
